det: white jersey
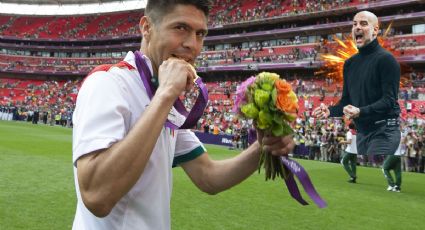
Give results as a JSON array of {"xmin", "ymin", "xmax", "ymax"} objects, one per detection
[
  {"xmin": 344, "ymin": 130, "xmax": 357, "ymax": 154},
  {"xmin": 72, "ymin": 51, "xmax": 205, "ymax": 230},
  {"xmin": 394, "ymin": 133, "xmax": 403, "ymax": 156}
]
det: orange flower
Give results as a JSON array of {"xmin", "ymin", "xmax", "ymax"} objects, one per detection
[
  {"xmin": 275, "ymin": 79, "xmax": 292, "ymax": 95},
  {"xmin": 276, "ymin": 93, "xmax": 298, "ymax": 113}
]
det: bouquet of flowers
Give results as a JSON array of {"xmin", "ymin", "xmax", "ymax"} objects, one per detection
[
  {"xmin": 233, "ymin": 72, "xmax": 299, "ymax": 180},
  {"xmin": 233, "ymin": 72, "xmax": 326, "ymax": 208}
]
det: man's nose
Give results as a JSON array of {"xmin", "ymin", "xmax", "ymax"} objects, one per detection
[{"xmin": 183, "ymin": 32, "xmax": 198, "ymax": 50}]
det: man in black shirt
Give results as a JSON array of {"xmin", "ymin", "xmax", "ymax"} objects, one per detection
[{"xmin": 313, "ymin": 11, "xmax": 401, "ymax": 158}]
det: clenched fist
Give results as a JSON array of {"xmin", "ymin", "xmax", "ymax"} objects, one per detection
[
  {"xmin": 312, "ymin": 103, "xmax": 330, "ymax": 119},
  {"xmin": 157, "ymin": 57, "xmax": 196, "ymax": 99}
]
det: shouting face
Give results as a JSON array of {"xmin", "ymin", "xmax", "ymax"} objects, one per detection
[{"xmin": 352, "ymin": 11, "xmax": 379, "ymax": 48}]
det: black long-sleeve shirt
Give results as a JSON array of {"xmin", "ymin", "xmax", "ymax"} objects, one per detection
[{"xmin": 329, "ymin": 38, "xmax": 400, "ymax": 132}]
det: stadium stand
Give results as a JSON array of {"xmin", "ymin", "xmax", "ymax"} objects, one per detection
[{"xmin": 0, "ymin": 11, "xmax": 141, "ymax": 39}]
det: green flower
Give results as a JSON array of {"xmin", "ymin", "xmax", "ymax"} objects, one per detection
[
  {"xmin": 256, "ymin": 119, "xmax": 269, "ymax": 130},
  {"xmin": 258, "ymin": 110, "xmax": 273, "ymax": 128},
  {"xmin": 254, "ymin": 89, "xmax": 270, "ymax": 108},
  {"xmin": 241, "ymin": 103, "xmax": 259, "ymax": 119},
  {"xmin": 281, "ymin": 121, "xmax": 294, "ymax": 136},
  {"xmin": 258, "ymin": 72, "xmax": 280, "ymax": 82},
  {"xmin": 272, "ymin": 123, "xmax": 284, "ymax": 136},
  {"xmin": 273, "ymin": 113, "xmax": 283, "ymax": 124},
  {"xmin": 257, "ymin": 72, "xmax": 279, "ymax": 92},
  {"xmin": 270, "ymin": 87, "xmax": 277, "ymax": 110},
  {"xmin": 271, "ymin": 119, "xmax": 294, "ymax": 136},
  {"xmin": 261, "ymin": 83, "xmax": 273, "ymax": 91},
  {"xmin": 283, "ymin": 112, "xmax": 297, "ymax": 122}
]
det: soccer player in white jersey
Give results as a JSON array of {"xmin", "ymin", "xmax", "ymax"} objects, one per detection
[
  {"xmin": 382, "ymin": 135, "xmax": 403, "ymax": 192},
  {"xmin": 72, "ymin": 1, "xmax": 295, "ymax": 229},
  {"xmin": 340, "ymin": 122, "xmax": 358, "ymax": 183}
]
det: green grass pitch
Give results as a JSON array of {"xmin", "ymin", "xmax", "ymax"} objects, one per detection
[{"xmin": 1, "ymin": 121, "xmax": 424, "ymax": 229}]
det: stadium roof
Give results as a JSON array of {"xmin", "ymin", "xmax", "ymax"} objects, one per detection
[{"xmin": 0, "ymin": 0, "xmax": 146, "ymax": 15}]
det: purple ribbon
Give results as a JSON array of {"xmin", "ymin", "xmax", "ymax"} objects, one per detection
[
  {"xmin": 280, "ymin": 157, "xmax": 327, "ymax": 208},
  {"xmin": 134, "ymin": 51, "xmax": 208, "ymax": 129},
  {"xmin": 246, "ymin": 127, "xmax": 324, "ymax": 207}
]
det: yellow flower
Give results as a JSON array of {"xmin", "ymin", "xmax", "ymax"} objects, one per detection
[
  {"xmin": 288, "ymin": 91, "xmax": 298, "ymax": 104},
  {"xmin": 258, "ymin": 72, "xmax": 280, "ymax": 82}
]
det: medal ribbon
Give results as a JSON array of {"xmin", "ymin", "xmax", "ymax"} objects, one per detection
[{"xmin": 134, "ymin": 51, "xmax": 208, "ymax": 129}]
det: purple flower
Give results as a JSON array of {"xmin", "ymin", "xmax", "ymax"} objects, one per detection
[{"xmin": 232, "ymin": 76, "xmax": 256, "ymax": 114}]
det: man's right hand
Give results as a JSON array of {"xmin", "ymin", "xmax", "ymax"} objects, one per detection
[
  {"xmin": 312, "ymin": 103, "xmax": 330, "ymax": 119},
  {"xmin": 157, "ymin": 58, "xmax": 196, "ymax": 99}
]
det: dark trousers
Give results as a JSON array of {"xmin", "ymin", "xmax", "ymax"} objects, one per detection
[
  {"xmin": 382, "ymin": 155, "xmax": 402, "ymax": 187},
  {"xmin": 341, "ymin": 151, "xmax": 357, "ymax": 178}
]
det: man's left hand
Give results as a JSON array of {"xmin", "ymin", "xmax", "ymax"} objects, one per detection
[{"xmin": 343, "ymin": 105, "xmax": 360, "ymax": 119}]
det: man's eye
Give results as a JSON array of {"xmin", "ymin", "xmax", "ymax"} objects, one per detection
[
  {"xmin": 176, "ymin": 26, "xmax": 186, "ymax": 31},
  {"xmin": 197, "ymin": 32, "xmax": 206, "ymax": 37}
]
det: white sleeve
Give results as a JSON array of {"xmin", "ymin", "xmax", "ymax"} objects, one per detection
[
  {"xmin": 72, "ymin": 72, "xmax": 131, "ymax": 165},
  {"xmin": 173, "ymin": 129, "xmax": 206, "ymax": 167},
  {"xmin": 346, "ymin": 131, "xmax": 352, "ymax": 141}
]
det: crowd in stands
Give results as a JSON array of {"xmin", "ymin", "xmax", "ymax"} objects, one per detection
[
  {"xmin": 0, "ymin": 0, "xmax": 385, "ymax": 40},
  {"xmin": 197, "ymin": 37, "xmax": 319, "ymax": 67},
  {"xmin": 0, "ymin": 0, "xmax": 423, "ymax": 75},
  {"xmin": 208, "ymin": 0, "xmax": 372, "ymax": 27},
  {"xmin": 0, "ymin": 54, "xmax": 121, "ymax": 73},
  {"xmin": 197, "ymin": 32, "xmax": 425, "ymax": 67},
  {"xmin": 0, "ymin": 78, "xmax": 81, "ymax": 127},
  {"xmin": 1, "ymin": 75, "xmax": 425, "ymax": 173},
  {"xmin": 390, "ymin": 34, "xmax": 425, "ymax": 56},
  {"xmin": 289, "ymin": 116, "xmax": 425, "ymax": 173},
  {"xmin": 0, "ymin": 12, "xmax": 141, "ymax": 39},
  {"xmin": 1, "ymin": 32, "xmax": 423, "ymax": 74}
]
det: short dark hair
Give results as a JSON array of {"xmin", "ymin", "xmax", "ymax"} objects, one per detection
[
  {"xmin": 145, "ymin": 0, "xmax": 211, "ymax": 23},
  {"xmin": 348, "ymin": 122, "xmax": 356, "ymax": 130}
]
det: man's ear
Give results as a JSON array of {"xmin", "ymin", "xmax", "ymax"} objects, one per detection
[
  {"xmin": 373, "ymin": 24, "xmax": 379, "ymax": 38},
  {"xmin": 140, "ymin": 16, "xmax": 152, "ymax": 42}
]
